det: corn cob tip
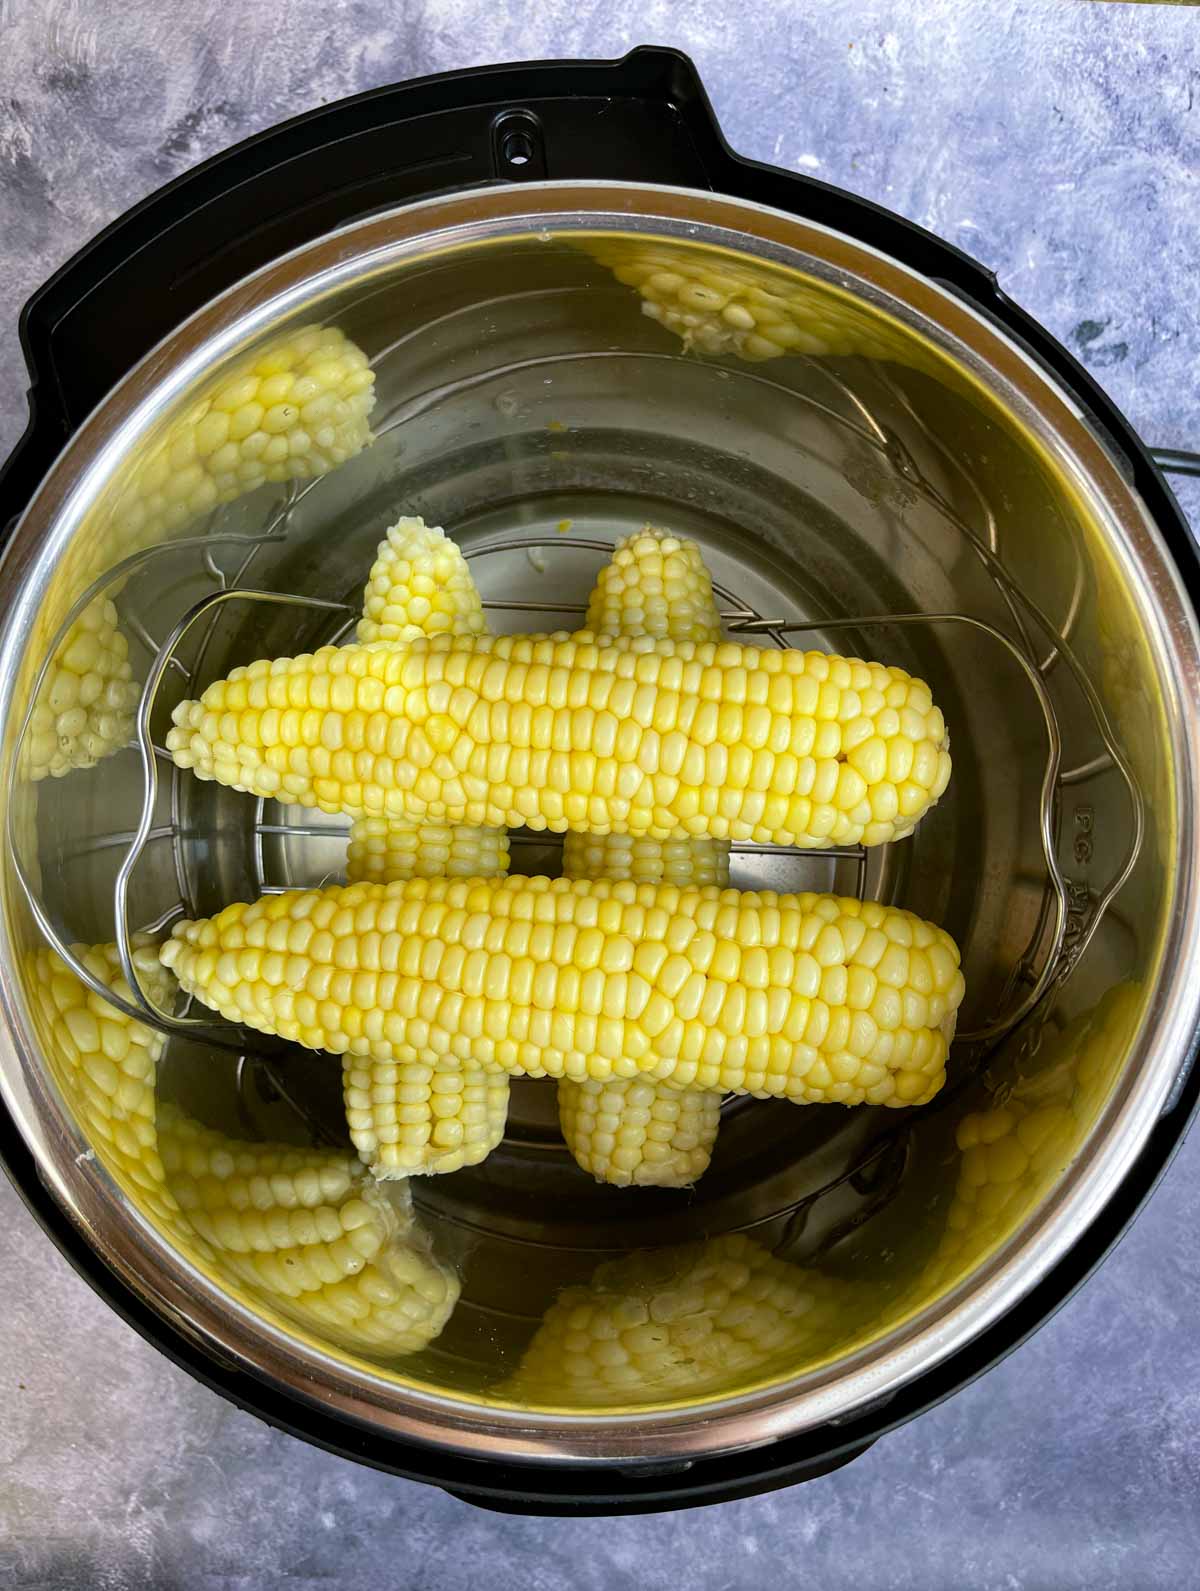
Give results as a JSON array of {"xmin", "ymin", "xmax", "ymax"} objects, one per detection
[
  {"xmin": 357, "ymin": 516, "xmax": 488, "ymax": 645},
  {"xmin": 586, "ymin": 525, "xmax": 722, "ymax": 645},
  {"xmin": 23, "ymin": 597, "xmax": 142, "ymax": 782},
  {"xmin": 558, "ymin": 1075, "xmax": 721, "ymax": 1187}
]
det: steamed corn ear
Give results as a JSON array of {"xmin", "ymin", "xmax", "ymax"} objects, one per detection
[
  {"xmin": 505, "ymin": 1234, "xmax": 861, "ymax": 1406},
  {"xmin": 24, "ymin": 326, "xmax": 375, "ymax": 786},
  {"xmin": 161, "ymin": 876, "xmax": 965, "ymax": 1108},
  {"xmin": 919, "ymin": 983, "xmax": 1140, "ymax": 1298},
  {"xmin": 23, "ymin": 597, "xmax": 141, "ymax": 781},
  {"xmin": 344, "ymin": 513, "xmax": 510, "ymax": 1176},
  {"xmin": 157, "ymin": 1107, "xmax": 458, "ymax": 1355},
  {"xmin": 560, "ymin": 526, "xmax": 727, "ymax": 1187},
  {"xmin": 113, "ymin": 324, "xmax": 375, "ymax": 555},
  {"xmin": 167, "ymin": 632, "xmax": 951, "ymax": 848},
  {"xmin": 586, "ymin": 238, "xmax": 907, "ymax": 364},
  {"xmin": 28, "ymin": 938, "xmax": 180, "ymax": 1228}
]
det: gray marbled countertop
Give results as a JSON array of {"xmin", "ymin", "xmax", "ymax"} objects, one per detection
[{"xmin": 2, "ymin": 3, "xmax": 1199, "ymax": 1586}]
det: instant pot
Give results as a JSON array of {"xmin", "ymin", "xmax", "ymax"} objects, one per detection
[{"xmin": 2, "ymin": 48, "xmax": 1199, "ymax": 1513}]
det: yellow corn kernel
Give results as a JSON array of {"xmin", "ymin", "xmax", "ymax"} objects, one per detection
[
  {"xmin": 167, "ymin": 633, "xmax": 950, "ymax": 848},
  {"xmin": 162, "ymin": 876, "xmax": 965, "ymax": 1109},
  {"xmin": 560, "ymin": 525, "xmax": 728, "ymax": 1187},
  {"xmin": 504, "ymin": 1233, "xmax": 863, "ymax": 1407}
]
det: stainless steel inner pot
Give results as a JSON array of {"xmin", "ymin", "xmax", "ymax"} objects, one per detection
[{"xmin": 2, "ymin": 181, "xmax": 1199, "ymax": 1469}]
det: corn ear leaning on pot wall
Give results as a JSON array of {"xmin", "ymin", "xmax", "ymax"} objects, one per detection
[
  {"xmin": 22, "ymin": 324, "xmax": 376, "ymax": 782},
  {"xmin": 27, "ymin": 938, "xmax": 457, "ymax": 1356},
  {"xmin": 504, "ymin": 1233, "xmax": 869, "ymax": 1407}
]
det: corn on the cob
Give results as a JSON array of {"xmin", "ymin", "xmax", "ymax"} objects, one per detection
[
  {"xmin": 559, "ymin": 527, "xmax": 727, "ymax": 1186},
  {"xmin": 919, "ymin": 982, "xmax": 1139, "ymax": 1297},
  {"xmin": 28, "ymin": 937, "xmax": 457, "ymax": 1355},
  {"xmin": 343, "ymin": 514, "xmax": 511, "ymax": 1176},
  {"xmin": 29, "ymin": 938, "xmax": 180, "ymax": 1229},
  {"xmin": 23, "ymin": 326, "xmax": 375, "ymax": 785},
  {"xmin": 157, "ymin": 1106, "xmax": 458, "ymax": 1355},
  {"xmin": 166, "ymin": 631, "xmax": 951, "ymax": 848},
  {"xmin": 23, "ymin": 597, "xmax": 142, "ymax": 781},
  {"xmin": 113, "ymin": 324, "xmax": 375, "ymax": 555},
  {"xmin": 162, "ymin": 876, "xmax": 964, "ymax": 1108},
  {"xmin": 586, "ymin": 239, "xmax": 909, "ymax": 364},
  {"xmin": 505, "ymin": 1234, "xmax": 860, "ymax": 1406}
]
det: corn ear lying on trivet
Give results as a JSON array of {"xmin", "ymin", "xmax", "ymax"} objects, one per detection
[
  {"xmin": 166, "ymin": 630, "xmax": 951, "ymax": 848},
  {"xmin": 559, "ymin": 526, "xmax": 729, "ymax": 1187},
  {"xmin": 161, "ymin": 875, "xmax": 965, "ymax": 1109}
]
